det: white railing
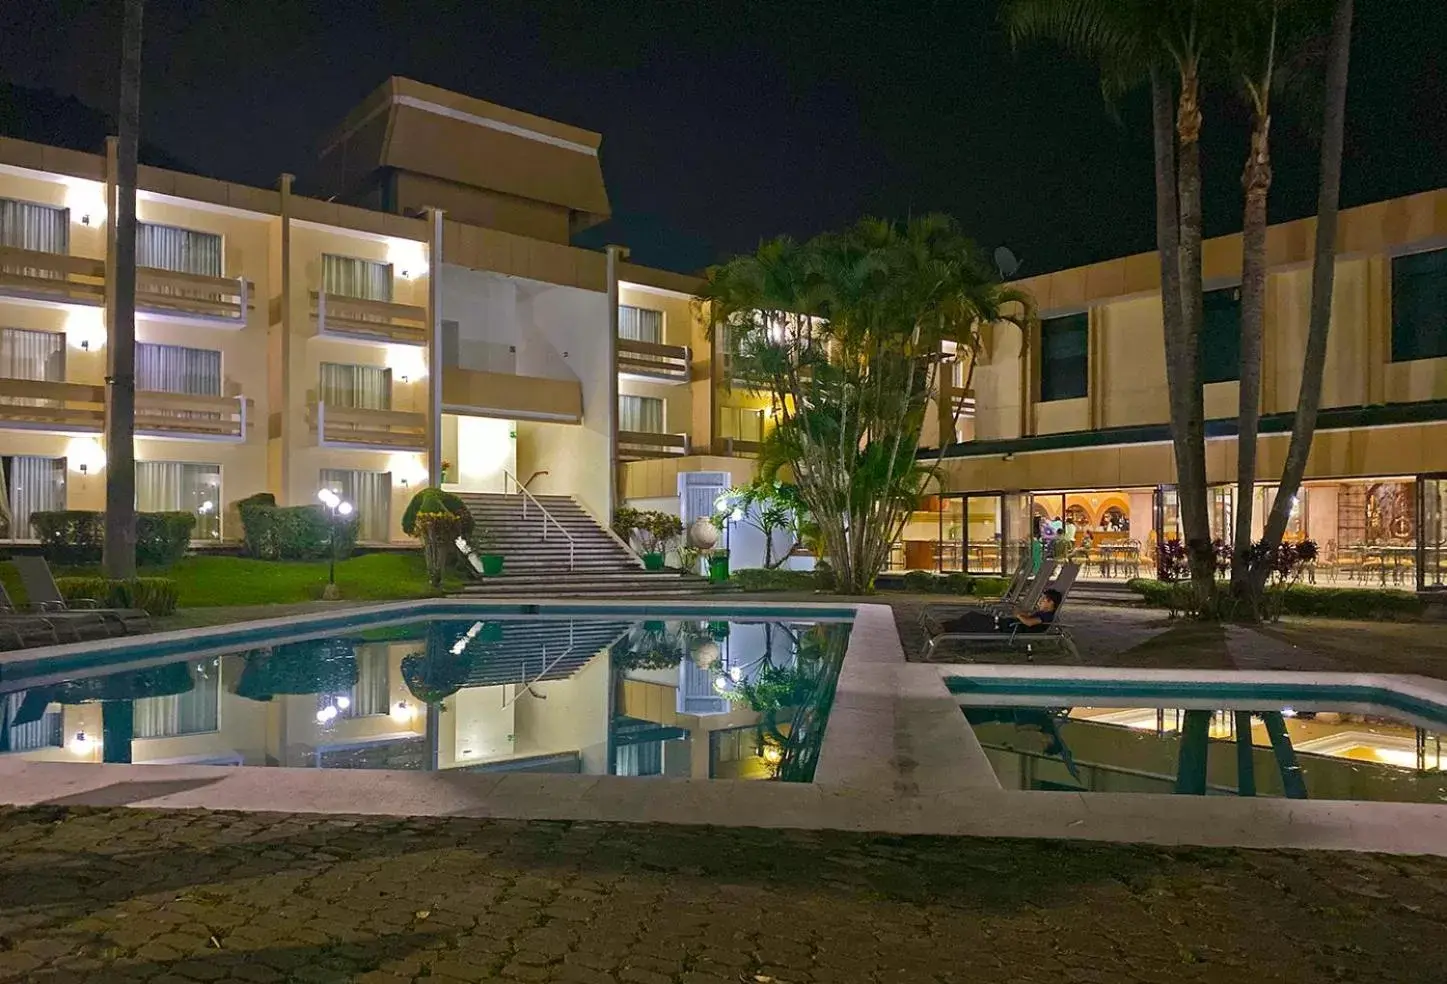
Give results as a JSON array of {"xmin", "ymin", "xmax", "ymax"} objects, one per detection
[{"xmin": 503, "ymin": 468, "xmax": 575, "ymax": 571}]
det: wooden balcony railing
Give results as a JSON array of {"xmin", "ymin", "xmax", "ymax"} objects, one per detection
[
  {"xmin": 0, "ymin": 377, "xmax": 251, "ymax": 440},
  {"xmin": 310, "ymin": 402, "xmax": 426, "ymax": 451},
  {"xmin": 618, "ymin": 430, "xmax": 690, "ymax": 461},
  {"xmin": 617, "ymin": 338, "xmax": 690, "ymax": 383},
  {"xmin": 950, "ymin": 390, "xmax": 977, "ymax": 417},
  {"xmin": 0, "ymin": 246, "xmax": 105, "ymax": 305},
  {"xmin": 711, "ymin": 436, "xmax": 763, "ymax": 457},
  {"xmin": 137, "ymin": 266, "xmax": 253, "ymax": 325},
  {"xmin": 311, "ymin": 290, "xmax": 428, "ymax": 346}
]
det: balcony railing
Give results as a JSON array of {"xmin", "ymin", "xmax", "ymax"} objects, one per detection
[
  {"xmin": 617, "ymin": 338, "xmax": 690, "ymax": 383},
  {"xmin": 311, "ymin": 290, "xmax": 427, "ymax": 346},
  {"xmin": 950, "ymin": 390, "xmax": 977, "ymax": 417},
  {"xmin": 310, "ymin": 402, "xmax": 426, "ymax": 451},
  {"xmin": 711, "ymin": 436, "xmax": 762, "ymax": 457},
  {"xmin": 137, "ymin": 267, "xmax": 253, "ymax": 325},
  {"xmin": 0, "ymin": 246, "xmax": 105, "ymax": 305},
  {"xmin": 618, "ymin": 430, "xmax": 690, "ymax": 461},
  {"xmin": 0, "ymin": 377, "xmax": 251, "ymax": 441}
]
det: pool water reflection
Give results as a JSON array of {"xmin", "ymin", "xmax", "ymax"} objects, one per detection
[{"xmin": 0, "ymin": 616, "xmax": 851, "ymax": 782}]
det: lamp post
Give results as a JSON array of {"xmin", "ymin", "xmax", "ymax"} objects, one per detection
[{"xmin": 317, "ymin": 488, "xmax": 353, "ymax": 600}]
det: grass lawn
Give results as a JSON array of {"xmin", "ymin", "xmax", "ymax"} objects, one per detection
[{"xmin": 45, "ymin": 552, "xmax": 460, "ymax": 608}]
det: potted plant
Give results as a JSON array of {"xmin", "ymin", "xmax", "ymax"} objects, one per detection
[
  {"xmin": 708, "ymin": 549, "xmax": 731, "ymax": 583},
  {"xmin": 639, "ymin": 511, "xmax": 683, "ymax": 571},
  {"xmin": 469, "ymin": 527, "xmax": 504, "ymax": 576}
]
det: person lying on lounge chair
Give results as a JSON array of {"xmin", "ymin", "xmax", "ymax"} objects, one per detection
[{"xmin": 940, "ymin": 589, "xmax": 1061, "ymax": 635}]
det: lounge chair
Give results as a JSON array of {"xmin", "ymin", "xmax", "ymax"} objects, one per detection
[
  {"xmin": 11, "ymin": 556, "xmax": 151, "ymax": 635},
  {"xmin": 0, "ymin": 580, "xmax": 107, "ymax": 643},
  {"xmin": 922, "ymin": 563, "xmax": 1081, "ymax": 659},
  {"xmin": 914, "ymin": 558, "xmax": 1052, "ymax": 638}
]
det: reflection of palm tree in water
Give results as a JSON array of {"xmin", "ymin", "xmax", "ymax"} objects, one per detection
[{"xmin": 964, "ymin": 707, "xmax": 1081, "ymax": 782}]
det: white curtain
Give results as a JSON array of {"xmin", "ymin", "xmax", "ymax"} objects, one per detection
[
  {"xmin": 323, "ymin": 254, "xmax": 392, "ymax": 301},
  {"xmin": 5, "ymin": 456, "xmax": 65, "ymax": 540},
  {"xmin": 2, "ymin": 692, "xmax": 62, "ymax": 752},
  {"xmin": 321, "ymin": 468, "xmax": 392, "ymax": 542},
  {"xmin": 0, "ymin": 198, "xmax": 68, "ymax": 253},
  {"xmin": 319, "ymin": 363, "xmax": 391, "ymax": 410},
  {"xmin": 134, "ymin": 661, "xmax": 221, "ymax": 738},
  {"xmin": 137, "ymin": 222, "xmax": 222, "ymax": 276},
  {"xmin": 619, "ymin": 395, "xmax": 664, "ymax": 433},
  {"xmin": 0, "ymin": 328, "xmax": 64, "ymax": 409},
  {"xmin": 137, "ymin": 461, "xmax": 221, "ymax": 538},
  {"xmin": 136, "ymin": 342, "xmax": 221, "ymax": 395},
  {"xmin": 619, "ymin": 305, "xmax": 663, "ymax": 343},
  {"xmin": 337, "ymin": 644, "xmax": 390, "ymax": 718}
]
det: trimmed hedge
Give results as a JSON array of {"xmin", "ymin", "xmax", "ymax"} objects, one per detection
[
  {"xmin": 401, "ymin": 487, "xmax": 475, "ymax": 538},
  {"xmin": 237, "ymin": 493, "xmax": 357, "ymax": 560},
  {"xmin": 53, "ymin": 576, "xmax": 180, "ymax": 616},
  {"xmin": 1125, "ymin": 578, "xmax": 1425, "ymax": 621},
  {"xmin": 729, "ymin": 567, "xmax": 831, "ymax": 592},
  {"xmin": 29, "ymin": 510, "xmax": 196, "ymax": 567}
]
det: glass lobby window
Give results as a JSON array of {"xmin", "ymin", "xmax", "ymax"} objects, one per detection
[
  {"xmin": 896, "ymin": 495, "xmax": 945, "ymax": 572},
  {"xmin": 1039, "ymin": 312, "xmax": 1088, "ymax": 402},
  {"xmin": 1200, "ymin": 286, "xmax": 1242, "ymax": 384},
  {"xmin": 136, "ymin": 462, "xmax": 222, "ymax": 539},
  {"xmin": 1391, "ymin": 248, "xmax": 1447, "ymax": 362},
  {"xmin": 1424, "ymin": 478, "xmax": 1447, "ymax": 590},
  {"xmin": 965, "ymin": 495, "xmax": 1004, "ymax": 574}
]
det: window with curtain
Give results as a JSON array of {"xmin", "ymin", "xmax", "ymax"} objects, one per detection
[
  {"xmin": 322, "ymin": 254, "xmax": 392, "ymax": 301},
  {"xmin": 136, "ymin": 462, "xmax": 222, "ymax": 539},
  {"xmin": 1200, "ymin": 287, "xmax": 1242, "ymax": 384},
  {"xmin": 319, "ymin": 363, "xmax": 391, "ymax": 410},
  {"xmin": 0, "ymin": 328, "xmax": 65, "ymax": 410},
  {"xmin": 136, "ymin": 342, "xmax": 222, "ymax": 395},
  {"xmin": 1392, "ymin": 247, "xmax": 1447, "ymax": 362},
  {"xmin": 619, "ymin": 305, "xmax": 664, "ymax": 342},
  {"xmin": 718, "ymin": 406, "xmax": 764, "ymax": 442},
  {"xmin": 1039, "ymin": 312, "xmax": 1089, "ymax": 402},
  {"xmin": 2, "ymin": 691, "xmax": 62, "ymax": 753},
  {"xmin": 2, "ymin": 456, "xmax": 66, "ymax": 540},
  {"xmin": 320, "ymin": 468, "xmax": 392, "ymax": 542},
  {"xmin": 333, "ymin": 644, "xmax": 390, "ymax": 719},
  {"xmin": 619, "ymin": 395, "xmax": 665, "ymax": 433},
  {"xmin": 0, "ymin": 198, "xmax": 68, "ymax": 254},
  {"xmin": 137, "ymin": 222, "xmax": 223, "ymax": 276},
  {"xmin": 133, "ymin": 661, "xmax": 221, "ymax": 738}
]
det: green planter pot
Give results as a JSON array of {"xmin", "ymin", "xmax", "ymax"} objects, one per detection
[
  {"xmin": 642, "ymin": 553, "xmax": 665, "ymax": 571},
  {"xmin": 481, "ymin": 554, "xmax": 505, "ymax": 576},
  {"xmin": 708, "ymin": 554, "xmax": 730, "ymax": 583}
]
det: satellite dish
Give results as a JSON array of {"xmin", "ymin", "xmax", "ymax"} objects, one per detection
[{"xmin": 994, "ymin": 245, "xmax": 1021, "ymax": 280}]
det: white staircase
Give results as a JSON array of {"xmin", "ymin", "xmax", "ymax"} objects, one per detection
[{"xmin": 453, "ymin": 492, "xmax": 718, "ymax": 597}]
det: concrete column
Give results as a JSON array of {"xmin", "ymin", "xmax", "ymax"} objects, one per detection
[
  {"xmin": 427, "ymin": 208, "xmax": 445, "ymax": 483},
  {"xmin": 606, "ymin": 245, "xmax": 630, "ymax": 514}
]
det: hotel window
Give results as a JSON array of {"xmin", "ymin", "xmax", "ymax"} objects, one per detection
[
  {"xmin": 3, "ymin": 691, "xmax": 63, "ymax": 752},
  {"xmin": 1039, "ymin": 312, "xmax": 1089, "ymax": 402},
  {"xmin": 1200, "ymin": 287, "xmax": 1242, "ymax": 384},
  {"xmin": 0, "ymin": 198, "xmax": 68, "ymax": 254},
  {"xmin": 619, "ymin": 395, "xmax": 665, "ymax": 433},
  {"xmin": 134, "ymin": 661, "xmax": 221, "ymax": 739},
  {"xmin": 136, "ymin": 343, "xmax": 222, "ymax": 396},
  {"xmin": 332, "ymin": 645, "xmax": 390, "ymax": 719},
  {"xmin": 619, "ymin": 305, "xmax": 664, "ymax": 343},
  {"xmin": 136, "ymin": 222, "xmax": 222, "ymax": 276},
  {"xmin": 1392, "ymin": 248, "xmax": 1447, "ymax": 362},
  {"xmin": 136, "ymin": 462, "xmax": 222, "ymax": 539},
  {"xmin": 1, "ymin": 456, "xmax": 66, "ymax": 540},
  {"xmin": 718, "ymin": 405, "xmax": 764, "ymax": 443},
  {"xmin": 320, "ymin": 468, "xmax": 392, "ymax": 542},
  {"xmin": 0, "ymin": 328, "xmax": 65, "ymax": 409},
  {"xmin": 319, "ymin": 363, "xmax": 391, "ymax": 410},
  {"xmin": 322, "ymin": 254, "xmax": 392, "ymax": 302}
]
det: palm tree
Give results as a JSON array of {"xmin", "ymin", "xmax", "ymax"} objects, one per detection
[
  {"xmin": 104, "ymin": 0, "xmax": 144, "ymax": 579},
  {"xmin": 1002, "ymin": 0, "xmax": 1219, "ymax": 608}
]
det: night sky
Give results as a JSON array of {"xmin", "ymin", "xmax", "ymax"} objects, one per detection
[{"xmin": 3, "ymin": 0, "xmax": 1445, "ymax": 275}]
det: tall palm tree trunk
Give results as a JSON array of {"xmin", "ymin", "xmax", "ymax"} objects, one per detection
[
  {"xmin": 1254, "ymin": 0, "xmax": 1354, "ymax": 587},
  {"xmin": 104, "ymin": 0, "xmax": 144, "ymax": 579},
  {"xmin": 1160, "ymin": 63, "xmax": 1214, "ymax": 607},
  {"xmin": 1232, "ymin": 114, "xmax": 1273, "ymax": 603}
]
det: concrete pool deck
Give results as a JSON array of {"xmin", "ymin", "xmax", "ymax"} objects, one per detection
[{"xmin": 2, "ymin": 600, "xmax": 1446, "ymax": 856}]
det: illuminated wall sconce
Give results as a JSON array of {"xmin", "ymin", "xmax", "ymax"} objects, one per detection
[
  {"xmin": 79, "ymin": 464, "xmax": 88, "ymax": 476},
  {"xmin": 68, "ymin": 730, "xmax": 97, "ymax": 755},
  {"xmin": 81, "ymin": 213, "xmax": 93, "ymax": 226}
]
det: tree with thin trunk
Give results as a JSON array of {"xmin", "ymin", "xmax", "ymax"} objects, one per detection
[
  {"xmin": 702, "ymin": 216, "xmax": 1030, "ymax": 595},
  {"xmin": 105, "ymin": 0, "xmax": 144, "ymax": 579}
]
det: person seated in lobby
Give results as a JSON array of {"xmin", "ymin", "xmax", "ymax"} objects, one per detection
[{"xmin": 941, "ymin": 589, "xmax": 1062, "ymax": 634}]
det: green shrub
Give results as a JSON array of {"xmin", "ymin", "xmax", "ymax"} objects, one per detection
[
  {"xmin": 136, "ymin": 511, "xmax": 196, "ymax": 567},
  {"xmin": 941, "ymin": 571, "xmax": 975, "ymax": 596},
  {"xmin": 237, "ymin": 498, "xmax": 357, "ymax": 561},
  {"xmin": 29, "ymin": 511, "xmax": 104, "ymax": 565},
  {"xmin": 729, "ymin": 567, "xmax": 822, "ymax": 592},
  {"xmin": 901, "ymin": 569, "xmax": 939, "ymax": 594},
  {"xmin": 401, "ymin": 487, "xmax": 474, "ymax": 538},
  {"xmin": 971, "ymin": 576, "xmax": 1012, "ymax": 599},
  {"xmin": 1125, "ymin": 578, "xmax": 1425, "ymax": 621},
  {"xmin": 53, "ymin": 576, "xmax": 179, "ymax": 616}
]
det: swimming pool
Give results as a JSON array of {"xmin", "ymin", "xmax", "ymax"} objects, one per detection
[
  {"xmin": 948, "ymin": 675, "xmax": 1447, "ymax": 803},
  {"xmin": 0, "ymin": 604, "xmax": 853, "ymax": 783}
]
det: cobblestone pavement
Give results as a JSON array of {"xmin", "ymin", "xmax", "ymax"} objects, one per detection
[
  {"xmin": 896, "ymin": 600, "xmax": 1447, "ymax": 678},
  {"xmin": 3, "ymin": 806, "xmax": 1447, "ymax": 983}
]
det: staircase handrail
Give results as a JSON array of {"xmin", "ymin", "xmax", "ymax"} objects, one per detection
[{"xmin": 503, "ymin": 469, "xmax": 575, "ymax": 571}]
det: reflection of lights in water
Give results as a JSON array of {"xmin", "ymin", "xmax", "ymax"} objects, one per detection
[
  {"xmin": 335, "ymin": 695, "xmax": 351, "ymax": 710},
  {"xmin": 390, "ymin": 701, "xmax": 414, "ymax": 723},
  {"xmin": 199, "ymin": 501, "xmax": 215, "ymax": 514},
  {"xmin": 452, "ymin": 621, "xmax": 484, "ymax": 655},
  {"xmin": 1281, "ymin": 707, "xmax": 1297, "ymax": 718},
  {"xmin": 316, "ymin": 705, "xmax": 339, "ymax": 724}
]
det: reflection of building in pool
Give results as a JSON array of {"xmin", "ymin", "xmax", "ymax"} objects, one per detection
[
  {"xmin": 893, "ymin": 188, "xmax": 1447, "ymax": 590},
  {"xmin": 969, "ymin": 705, "xmax": 1447, "ymax": 803}
]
